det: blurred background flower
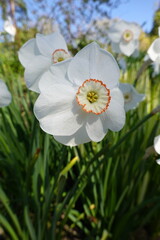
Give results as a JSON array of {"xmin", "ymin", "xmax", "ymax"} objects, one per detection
[
  {"xmin": 4, "ymin": 16, "xmax": 16, "ymax": 42},
  {"xmin": 119, "ymin": 83, "xmax": 145, "ymax": 112},
  {"xmin": 0, "ymin": 79, "xmax": 12, "ymax": 107}
]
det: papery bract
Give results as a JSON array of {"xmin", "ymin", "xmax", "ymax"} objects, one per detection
[
  {"xmin": 0, "ymin": 79, "xmax": 12, "ymax": 107},
  {"xmin": 34, "ymin": 42, "xmax": 125, "ymax": 146},
  {"xmin": 18, "ymin": 31, "xmax": 71, "ymax": 93},
  {"xmin": 119, "ymin": 83, "xmax": 145, "ymax": 112},
  {"xmin": 108, "ymin": 20, "xmax": 141, "ymax": 56}
]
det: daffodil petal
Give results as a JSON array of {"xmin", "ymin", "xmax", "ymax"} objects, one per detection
[
  {"xmin": 107, "ymin": 21, "xmax": 127, "ymax": 43},
  {"xmin": 54, "ymin": 125, "xmax": 91, "ymax": 146},
  {"xmin": 119, "ymin": 40, "xmax": 137, "ymax": 56},
  {"xmin": 39, "ymin": 59, "xmax": 72, "ymax": 94},
  {"xmin": 129, "ymin": 23, "xmax": 141, "ymax": 39},
  {"xmin": 86, "ymin": 114, "xmax": 106, "ymax": 142},
  {"xmin": 102, "ymin": 88, "xmax": 125, "ymax": 132},
  {"xmin": 24, "ymin": 55, "xmax": 51, "ymax": 93},
  {"xmin": 34, "ymin": 84, "xmax": 83, "ymax": 136},
  {"xmin": 68, "ymin": 42, "xmax": 120, "ymax": 89},
  {"xmin": 18, "ymin": 39, "xmax": 40, "ymax": 68},
  {"xmin": 36, "ymin": 32, "xmax": 68, "ymax": 57}
]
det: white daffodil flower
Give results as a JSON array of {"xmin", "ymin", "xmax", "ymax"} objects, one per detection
[
  {"xmin": 34, "ymin": 42, "xmax": 125, "ymax": 146},
  {"xmin": 18, "ymin": 31, "xmax": 71, "ymax": 93},
  {"xmin": 119, "ymin": 83, "xmax": 145, "ymax": 112},
  {"xmin": 154, "ymin": 135, "xmax": 160, "ymax": 155},
  {"xmin": 107, "ymin": 20, "xmax": 142, "ymax": 56},
  {"xmin": 0, "ymin": 80, "xmax": 12, "ymax": 107},
  {"xmin": 4, "ymin": 16, "xmax": 16, "ymax": 42}
]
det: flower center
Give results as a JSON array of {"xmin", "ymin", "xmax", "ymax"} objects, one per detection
[
  {"xmin": 122, "ymin": 30, "xmax": 133, "ymax": 42},
  {"xmin": 52, "ymin": 49, "xmax": 70, "ymax": 63},
  {"xmin": 87, "ymin": 91, "xmax": 98, "ymax": 103},
  {"xmin": 76, "ymin": 79, "xmax": 111, "ymax": 115},
  {"xmin": 124, "ymin": 93, "xmax": 132, "ymax": 103}
]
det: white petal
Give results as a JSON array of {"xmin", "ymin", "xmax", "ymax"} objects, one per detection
[
  {"xmin": 54, "ymin": 125, "xmax": 91, "ymax": 146},
  {"xmin": 39, "ymin": 59, "xmax": 72, "ymax": 93},
  {"xmin": 86, "ymin": 114, "xmax": 107, "ymax": 142},
  {"xmin": 39, "ymin": 59, "xmax": 73, "ymax": 94},
  {"xmin": 18, "ymin": 39, "xmax": 40, "ymax": 68},
  {"xmin": 119, "ymin": 40, "xmax": 136, "ymax": 56},
  {"xmin": 154, "ymin": 135, "xmax": 160, "ymax": 154},
  {"xmin": 125, "ymin": 94, "xmax": 145, "ymax": 112},
  {"xmin": 148, "ymin": 38, "xmax": 160, "ymax": 62},
  {"xmin": 129, "ymin": 23, "xmax": 141, "ymax": 39},
  {"xmin": 107, "ymin": 21, "xmax": 127, "ymax": 43},
  {"xmin": 0, "ymin": 80, "xmax": 12, "ymax": 107},
  {"xmin": 119, "ymin": 83, "xmax": 131, "ymax": 93},
  {"xmin": 36, "ymin": 32, "xmax": 68, "ymax": 57},
  {"xmin": 34, "ymin": 84, "xmax": 83, "ymax": 136},
  {"xmin": 102, "ymin": 88, "xmax": 125, "ymax": 132},
  {"xmin": 24, "ymin": 55, "xmax": 51, "ymax": 92},
  {"xmin": 68, "ymin": 42, "xmax": 120, "ymax": 89}
]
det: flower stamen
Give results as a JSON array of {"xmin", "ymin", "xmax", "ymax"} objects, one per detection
[{"xmin": 87, "ymin": 91, "xmax": 98, "ymax": 103}]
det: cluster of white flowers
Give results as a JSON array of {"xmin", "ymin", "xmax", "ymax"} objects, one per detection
[
  {"xmin": 0, "ymin": 17, "xmax": 159, "ymax": 149},
  {"xmin": 18, "ymin": 32, "xmax": 127, "ymax": 146},
  {"xmin": 17, "ymin": 29, "xmax": 148, "ymax": 146}
]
